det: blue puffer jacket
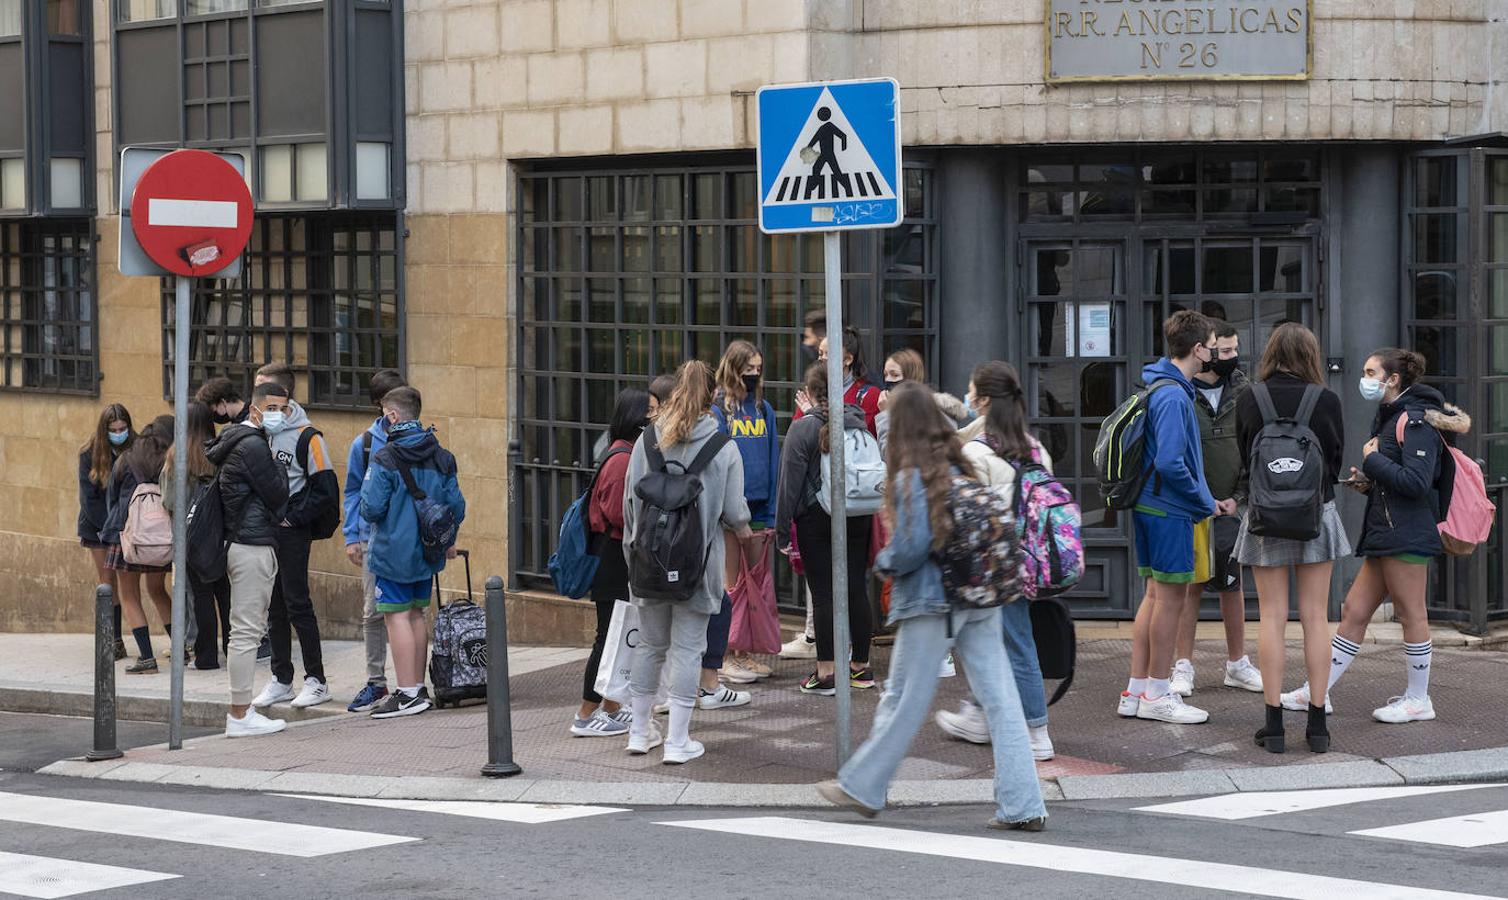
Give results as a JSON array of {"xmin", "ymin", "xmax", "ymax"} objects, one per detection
[
  {"xmin": 875, "ymin": 468, "xmax": 952, "ymax": 626},
  {"xmin": 360, "ymin": 424, "xmax": 467, "ymax": 584},
  {"xmin": 1137, "ymin": 358, "xmax": 1218, "ymax": 521}
]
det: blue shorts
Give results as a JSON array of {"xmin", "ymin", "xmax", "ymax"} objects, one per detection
[
  {"xmin": 1132, "ymin": 507, "xmax": 1203, "ymax": 585},
  {"xmin": 375, "ymin": 576, "xmax": 433, "ymax": 613}
]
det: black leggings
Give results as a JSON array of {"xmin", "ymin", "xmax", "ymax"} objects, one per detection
[
  {"xmin": 582, "ymin": 538, "xmax": 627, "ymax": 704},
  {"xmin": 189, "ymin": 570, "xmax": 231, "ymax": 668},
  {"xmin": 796, "ymin": 508, "xmax": 873, "ymax": 665}
]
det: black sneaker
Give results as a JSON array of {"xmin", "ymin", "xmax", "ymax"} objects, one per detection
[
  {"xmin": 125, "ymin": 656, "xmax": 158, "ymax": 674},
  {"xmin": 256, "ymin": 636, "xmax": 272, "ymax": 663},
  {"xmin": 370, "ymin": 689, "xmax": 432, "ymax": 719},
  {"xmin": 800, "ymin": 672, "xmax": 836, "ymax": 696},
  {"xmin": 849, "ymin": 667, "xmax": 876, "ymax": 689},
  {"xmin": 112, "ymin": 640, "xmax": 127, "ymax": 661}
]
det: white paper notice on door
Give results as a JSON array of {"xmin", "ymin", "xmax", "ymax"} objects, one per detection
[{"xmin": 1078, "ymin": 303, "xmax": 1111, "ymax": 357}]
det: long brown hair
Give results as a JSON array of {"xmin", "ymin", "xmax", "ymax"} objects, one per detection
[
  {"xmin": 714, "ymin": 339, "xmax": 763, "ymax": 413},
  {"xmin": 162, "ymin": 401, "xmax": 216, "ymax": 480},
  {"xmin": 882, "ymin": 382, "xmax": 973, "ymax": 551},
  {"xmin": 971, "ymin": 361, "xmax": 1034, "ymax": 462},
  {"xmin": 83, "ymin": 404, "xmax": 135, "ymax": 488},
  {"xmin": 1257, "ymin": 323, "xmax": 1326, "ymax": 385},
  {"xmin": 804, "ymin": 362, "xmax": 835, "ymax": 454},
  {"xmin": 657, "ymin": 360, "xmax": 716, "ymax": 448},
  {"xmin": 122, "ymin": 415, "xmax": 175, "ymax": 483}
]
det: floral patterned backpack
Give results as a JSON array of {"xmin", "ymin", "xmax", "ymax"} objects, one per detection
[{"xmin": 980, "ymin": 437, "xmax": 1084, "ymax": 600}]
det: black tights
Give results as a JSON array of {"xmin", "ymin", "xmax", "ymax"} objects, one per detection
[{"xmin": 796, "ymin": 509, "xmax": 873, "ymax": 665}]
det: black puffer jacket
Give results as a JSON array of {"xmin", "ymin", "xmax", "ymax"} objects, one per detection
[
  {"xmin": 206, "ymin": 424, "xmax": 288, "ymax": 547},
  {"xmin": 1356, "ymin": 384, "xmax": 1467, "ymax": 559}
]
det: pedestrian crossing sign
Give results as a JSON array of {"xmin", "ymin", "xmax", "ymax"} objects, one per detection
[{"xmin": 756, "ymin": 78, "xmax": 902, "ymax": 234}]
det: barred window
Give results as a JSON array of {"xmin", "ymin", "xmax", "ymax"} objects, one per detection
[
  {"xmin": 0, "ymin": 218, "xmax": 97, "ymax": 394},
  {"xmin": 163, "ymin": 211, "xmax": 403, "ymax": 408},
  {"xmin": 513, "ymin": 161, "xmax": 936, "ymax": 588}
]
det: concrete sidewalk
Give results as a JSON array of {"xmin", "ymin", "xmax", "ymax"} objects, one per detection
[{"xmin": 18, "ymin": 630, "xmax": 1508, "ymax": 804}]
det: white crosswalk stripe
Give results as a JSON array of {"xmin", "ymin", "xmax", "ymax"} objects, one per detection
[
  {"xmin": 274, "ymin": 794, "xmax": 628, "ymax": 824},
  {"xmin": 1352, "ymin": 809, "xmax": 1508, "ymax": 848},
  {"xmin": 662, "ymin": 816, "xmax": 1500, "ymax": 900},
  {"xmin": 1135, "ymin": 784, "xmax": 1506, "ymax": 821},
  {"xmin": 0, "ymin": 850, "xmax": 177, "ymax": 898},
  {"xmin": 0, "ymin": 791, "xmax": 416, "ymax": 858}
]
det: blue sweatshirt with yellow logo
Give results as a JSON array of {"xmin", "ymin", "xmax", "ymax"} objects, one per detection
[{"xmin": 711, "ymin": 393, "xmax": 779, "ymax": 511}]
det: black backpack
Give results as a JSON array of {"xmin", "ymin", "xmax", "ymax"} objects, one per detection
[
  {"xmin": 1246, "ymin": 382, "xmax": 1326, "ymax": 541},
  {"xmin": 1093, "ymin": 379, "xmax": 1181, "ymax": 510},
  {"xmin": 294, "ymin": 427, "xmax": 341, "ymax": 540},
  {"xmin": 1030, "ymin": 597, "xmax": 1076, "ymax": 706},
  {"xmin": 626, "ymin": 426, "xmax": 729, "ymax": 602},
  {"xmin": 393, "ymin": 459, "xmax": 460, "ymax": 567},
  {"xmin": 185, "ymin": 477, "xmax": 228, "ymax": 582}
]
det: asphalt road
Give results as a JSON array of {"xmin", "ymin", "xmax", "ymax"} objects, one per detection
[
  {"xmin": 3, "ymin": 713, "xmax": 1506, "ymax": 899},
  {"xmin": 0, "ymin": 711, "xmax": 214, "ymax": 774}
]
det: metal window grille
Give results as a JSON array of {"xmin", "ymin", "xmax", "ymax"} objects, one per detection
[
  {"xmin": 161, "ymin": 211, "xmax": 403, "ymax": 409},
  {"xmin": 0, "ymin": 218, "xmax": 97, "ymax": 394},
  {"xmin": 513, "ymin": 160, "xmax": 936, "ymax": 589}
]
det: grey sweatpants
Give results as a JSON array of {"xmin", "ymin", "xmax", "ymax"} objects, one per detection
[
  {"xmin": 227, "ymin": 543, "xmax": 278, "ymax": 707},
  {"xmin": 361, "ymin": 556, "xmax": 387, "ymax": 685},
  {"xmin": 628, "ymin": 603, "xmax": 711, "ymax": 710}
]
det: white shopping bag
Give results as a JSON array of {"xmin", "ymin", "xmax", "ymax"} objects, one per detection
[{"xmin": 593, "ymin": 599, "xmax": 639, "ymax": 703}]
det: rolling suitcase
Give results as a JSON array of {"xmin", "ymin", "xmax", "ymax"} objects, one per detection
[{"xmin": 428, "ymin": 550, "xmax": 487, "ymax": 709}]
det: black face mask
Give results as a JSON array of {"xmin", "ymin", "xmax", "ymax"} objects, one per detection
[
  {"xmin": 211, "ymin": 411, "xmax": 231, "ymax": 425},
  {"xmin": 742, "ymin": 374, "xmax": 761, "ymax": 396},
  {"xmin": 1209, "ymin": 357, "xmax": 1240, "ymax": 379},
  {"xmin": 800, "ymin": 344, "xmax": 819, "ymax": 368},
  {"xmin": 883, "ymin": 379, "xmax": 902, "ymax": 392}
]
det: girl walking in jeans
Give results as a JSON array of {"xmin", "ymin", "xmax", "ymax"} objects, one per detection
[{"xmin": 819, "ymin": 382, "xmax": 1046, "ymax": 830}]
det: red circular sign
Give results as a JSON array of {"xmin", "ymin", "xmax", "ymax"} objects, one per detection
[{"xmin": 129, "ymin": 149, "xmax": 254, "ymax": 278}]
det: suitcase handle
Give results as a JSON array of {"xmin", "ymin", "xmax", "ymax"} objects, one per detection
[{"xmin": 434, "ymin": 548, "xmax": 474, "ymax": 607}]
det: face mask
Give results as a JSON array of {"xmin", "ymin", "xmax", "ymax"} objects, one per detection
[
  {"xmin": 211, "ymin": 410, "xmax": 231, "ymax": 425},
  {"xmin": 883, "ymin": 379, "xmax": 902, "ymax": 392},
  {"xmin": 260, "ymin": 410, "xmax": 286, "ymax": 434},
  {"xmin": 741, "ymin": 374, "xmax": 760, "ymax": 395},
  {"xmin": 1210, "ymin": 357, "xmax": 1240, "ymax": 379},
  {"xmin": 108, "ymin": 431, "xmax": 129, "ymax": 447},
  {"xmin": 1359, "ymin": 377, "xmax": 1387, "ymax": 403},
  {"xmin": 800, "ymin": 344, "xmax": 818, "ymax": 368}
]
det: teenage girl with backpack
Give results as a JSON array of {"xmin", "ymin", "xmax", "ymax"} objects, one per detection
[
  {"xmin": 622, "ymin": 361, "xmax": 752, "ymax": 764},
  {"xmin": 571, "ymin": 388, "xmax": 648, "ymax": 738},
  {"xmin": 818, "ymin": 381, "xmax": 1047, "ymax": 830},
  {"xmin": 776, "ymin": 363, "xmax": 876, "ymax": 695},
  {"xmin": 1289, "ymin": 348, "xmax": 1467, "ymax": 725},
  {"xmin": 1233, "ymin": 324, "xmax": 1347, "ymax": 753},
  {"xmin": 933, "ymin": 361, "xmax": 1056, "ymax": 761},
  {"xmin": 102, "ymin": 414, "xmax": 176, "ymax": 673},
  {"xmin": 79, "ymin": 403, "xmax": 135, "ymax": 660},
  {"xmin": 162, "ymin": 401, "xmax": 233, "ymax": 670}
]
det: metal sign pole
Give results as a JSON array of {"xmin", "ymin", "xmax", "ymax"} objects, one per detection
[
  {"xmin": 168, "ymin": 274, "xmax": 190, "ymax": 750},
  {"xmin": 824, "ymin": 229, "xmax": 851, "ymax": 768}
]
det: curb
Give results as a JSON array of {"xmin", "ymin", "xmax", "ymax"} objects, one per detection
[
  {"xmin": 36, "ymin": 746, "xmax": 1508, "ymax": 807},
  {"xmin": 0, "ymin": 686, "xmax": 348, "ymax": 730}
]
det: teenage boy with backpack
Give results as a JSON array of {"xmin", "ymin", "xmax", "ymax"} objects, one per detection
[
  {"xmin": 1119, "ymin": 310, "xmax": 1221, "ymax": 725},
  {"xmin": 360, "ymin": 386, "xmax": 466, "ymax": 719},
  {"xmin": 248, "ymin": 363, "xmax": 340, "ymax": 711},
  {"xmin": 342, "ymin": 368, "xmax": 408, "ymax": 712}
]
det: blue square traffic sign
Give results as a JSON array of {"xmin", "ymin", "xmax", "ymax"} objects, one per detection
[{"xmin": 756, "ymin": 78, "xmax": 902, "ymax": 235}]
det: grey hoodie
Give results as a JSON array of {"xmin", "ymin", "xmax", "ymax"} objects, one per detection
[
  {"xmin": 268, "ymin": 399, "xmax": 321, "ymax": 495},
  {"xmin": 621, "ymin": 413, "xmax": 751, "ymax": 615}
]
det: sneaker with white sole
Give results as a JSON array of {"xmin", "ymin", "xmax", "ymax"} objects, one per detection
[
  {"xmin": 1136, "ymin": 691, "xmax": 1210, "ymax": 724},
  {"xmin": 290, "ymin": 676, "xmax": 331, "ymax": 708},
  {"xmin": 719, "ymin": 660, "xmax": 760, "ymax": 684},
  {"xmin": 1372, "ymin": 694, "xmax": 1436, "ymax": 724},
  {"xmin": 571, "ymin": 710, "xmax": 629, "ymax": 737},
  {"xmin": 252, "ymin": 678, "xmax": 295, "ymax": 708},
  {"xmin": 1223, "ymin": 657, "xmax": 1264, "ymax": 693},
  {"xmin": 662, "ymin": 739, "xmax": 705, "ymax": 765},
  {"xmin": 1170, "ymin": 659, "xmax": 1195, "ymax": 697},
  {"xmin": 1028, "ymin": 725, "xmax": 1055, "ymax": 761},
  {"xmin": 738, "ymin": 656, "xmax": 773, "ymax": 679},
  {"xmin": 626, "ymin": 722, "xmax": 664, "ymax": 755},
  {"xmin": 779, "ymin": 634, "xmax": 817, "ymax": 660},
  {"xmin": 936, "ymin": 700, "xmax": 990, "ymax": 744},
  {"xmin": 226, "ymin": 707, "xmax": 286, "ymax": 738},
  {"xmin": 1280, "ymin": 683, "xmax": 1334, "ymax": 714},
  {"xmin": 603, "ymin": 707, "xmax": 632, "ymax": 726},
  {"xmin": 1116, "ymin": 691, "xmax": 1142, "ymax": 717},
  {"xmin": 698, "ymin": 685, "xmax": 751, "ymax": 710},
  {"xmin": 369, "ymin": 688, "xmax": 432, "ymax": 719},
  {"xmin": 652, "ymin": 701, "xmax": 671, "ymax": 715}
]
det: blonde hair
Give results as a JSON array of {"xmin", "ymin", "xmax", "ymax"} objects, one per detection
[
  {"xmin": 714, "ymin": 340, "xmax": 763, "ymax": 413},
  {"xmin": 656, "ymin": 360, "xmax": 716, "ymax": 448},
  {"xmin": 887, "ymin": 348, "xmax": 925, "ymax": 383}
]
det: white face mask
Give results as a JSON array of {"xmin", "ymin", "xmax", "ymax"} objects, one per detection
[
  {"xmin": 260, "ymin": 410, "xmax": 287, "ymax": 433},
  {"xmin": 1359, "ymin": 377, "xmax": 1387, "ymax": 403}
]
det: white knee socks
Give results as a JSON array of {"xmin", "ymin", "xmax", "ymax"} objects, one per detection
[
  {"xmin": 629, "ymin": 693, "xmax": 653, "ymax": 737},
  {"xmin": 1405, "ymin": 640, "xmax": 1432, "ymax": 699},
  {"xmin": 1325, "ymin": 635, "xmax": 1360, "ymax": 690},
  {"xmin": 667, "ymin": 701, "xmax": 693, "ymax": 747}
]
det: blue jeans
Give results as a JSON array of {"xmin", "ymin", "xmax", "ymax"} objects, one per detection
[
  {"xmin": 838, "ymin": 606, "xmax": 1046, "ymax": 823},
  {"xmin": 1001, "ymin": 599, "xmax": 1049, "ymax": 728}
]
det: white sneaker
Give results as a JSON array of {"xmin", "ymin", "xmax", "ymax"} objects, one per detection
[
  {"xmin": 626, "ymin": 722, "xmax": 664, "ymax": 755},
  {"xmin": 698, "ymin": 685, "xmax": 751, "ymax": 710},
  {"xmin": 1136, "ymin": 691, "xmax": 1210, "ymax": 724},
  {"xmin": 252, "ymin": 678, "xmax": 295, "ymax": 708},
  {"xmin": 1029, "ymin": 725, "xmax": 1055, "ymax": 761},
  {"xmin": 1223, "ymin": 657, "xmax": 1264, "ymax": 693},
  {"xmin": 1280, "ymin": 683, "xmax": 1334, "ymax": 714},
  {"xmin": 936, "ymin": 700, "xmax": 990, "ymax": 744},
  {"xmin": 779, "ymin": 634, "xmax": 818, "ymax": 660},
  {"xmin": 1170, "ymin": 659, "xmax": 1195, "ymax": 697},
  {"xmin": 290, "ymin": 676, "xmax": 331, "ymax": 708},
  {"xmin": 719, "ymin": 660, "xmax": 760, "ymax": 684},
  {"xmin": 662, "ymin": 739, "xmax": 706, "ymax": 765},
  {"xmin": 652, "ymin": 701, "xmax": 671, "ymax": 715},
  {"xmin": 1116, "ymin": 691, "xmax": 1142, "ymax": 717},
  {"xmin": 1373, "ymin": 695, "xmax": 1436, "ymax": 724},
  {"xmin": 226, "ymin": 707, "xmax": 286, "ymax": 738}
]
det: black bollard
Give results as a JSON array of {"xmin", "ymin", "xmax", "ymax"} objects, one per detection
[
  {"xmin": 480, "ymin": 575, "xmax": 522, "ymax": 777},
  {"xmin": 88, "ymin": 584, "xmax": 123, "ymax": 762}
]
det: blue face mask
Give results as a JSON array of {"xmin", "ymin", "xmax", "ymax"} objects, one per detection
[
  {"xmin": 107, "ymin": 430, "xmax": 129, "ymax": 447},
  {"xmin": 261, "ymin": 410, "xmax": 287, "ymax": 434}
]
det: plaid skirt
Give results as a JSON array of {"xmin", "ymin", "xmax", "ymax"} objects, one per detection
[
  {"xmin": 104, "ymin": 543, "xmax": 171, "ymax": 574},
  {"xmin": 1234, "ymin": 501, "xmax": 1352, "ymax": 567}
]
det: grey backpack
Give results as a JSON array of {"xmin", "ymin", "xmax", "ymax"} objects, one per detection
[
  {"xmin": 428, "ymin": 551, "xmax": 486, "ymax": 709},
  {"xmin": 1246, "ymin": 383, "xmax": 1326, "ymax": 541}
]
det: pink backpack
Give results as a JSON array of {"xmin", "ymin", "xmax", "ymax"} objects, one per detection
[
  {"xmin": 1397, "ymin": 416, "xmax": 1496, "ymax": 555},
  {"xmin": 121, "ymin": 483, "xmax": 174, "ymax": 567}
]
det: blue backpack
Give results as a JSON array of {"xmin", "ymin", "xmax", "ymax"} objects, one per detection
[
  {"xmin": 549, "ymin": 447, "xmax": 631, "ymax": 598},
  {"xmin": 393, "ymin": 458, "xmax": 460, "ymax": 568}
]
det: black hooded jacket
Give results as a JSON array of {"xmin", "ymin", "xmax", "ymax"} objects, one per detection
[
  {"xmin": 1356, "ymin": 383, "xmax": 1468, "ymax": 559},
  {"xmin": 206, "ymin": 423, "xmax": 289, "ymax": 547}
]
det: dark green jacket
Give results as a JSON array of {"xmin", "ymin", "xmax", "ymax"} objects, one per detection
[{"xmin": 1193, "ymin": 368, "xmax": 1248, "ymax": 502}]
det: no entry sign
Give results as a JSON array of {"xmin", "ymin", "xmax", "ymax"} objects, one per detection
[{"xmin": 128, "ymin": 149, "xmax": 253, "ymax": 278}]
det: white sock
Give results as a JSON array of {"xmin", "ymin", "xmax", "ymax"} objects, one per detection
[
  {"xmin": 1405, "ymin": 640, "xmax": 1432, "ymax": 699},
  {"xmin": 629, "ymin": 693, "xmax": 653, "ymax": 738},
  {"xmin": 1227, "ymin": 655, "xmax": 1249, "ymax": 670},
  {"xmin": 1126, "ymin": 677, "xmax": 1148, "ymax": 696},
  {"xmin": 399, "ymin": 685, "xmax": 420, "ymax": 698},
  {"xmin": 1326, "ymin": 635, "xmax": 1361, "ymax": 691},
  {"xmin": 1146, "ymin": 678, "xmax": 1171, "ymax": 700},
  {"xmin": 667, "ymin": 701, "xmax": 694, "ymax": 746}
]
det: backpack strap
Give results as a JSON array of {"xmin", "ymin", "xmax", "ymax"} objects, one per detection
[
  {"xmin": 1250, "ymin": 382, "xmax": 1280, "ymax": 425},
  {"xmin": 393, "ymin": 459, "xmax": 427, "ymax": 501},
  {"xmin": 361, "ymin": 431, "xmax": 374, "ymax": 470},
  {"xmin": 295, "ymin": 426, "xmax": 320, "ymax": 472},
  {"xmin": 685, "ymin": 433, "xmax": 731, "ymax": 476},
  {"xmin": 643, "ymin": 425, "xmax": 668, "ymax": 473},
  {"xmin": 1048, "ymin": 669, "xmax": 1074, "ymax": 707},
  {"xmin": 1294, "ymin": 385, "xmax": 1322, "ymax": 428}
]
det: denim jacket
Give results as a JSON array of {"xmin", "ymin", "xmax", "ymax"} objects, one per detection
[{"xmin": 874, "ymin": 468, "xmax": 951, "ymax": 626}]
